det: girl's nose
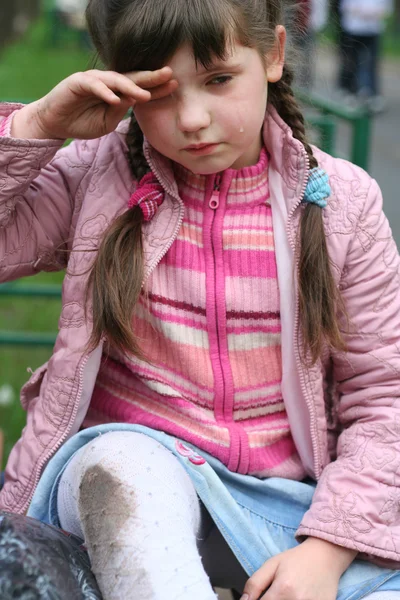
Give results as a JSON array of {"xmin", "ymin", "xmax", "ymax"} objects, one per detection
[{"xmin": 176, "ymin": 95, "xmax": 211, "ymax": 133}]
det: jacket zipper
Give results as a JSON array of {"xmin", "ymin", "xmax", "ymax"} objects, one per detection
[
  {"xmin": 141, "ymin": 204, "xmax": 185, "ymax": 287},
  {"xmin": 21, "ymin": 352, "xmax": 91, "ymax": 513},
  {"xmin": 142, "ymin": 146, "xmax": 186, "ymax": 286},
  {"xmin": 286, "ymin": 152, "xmax": 323, "ymax": 478}
]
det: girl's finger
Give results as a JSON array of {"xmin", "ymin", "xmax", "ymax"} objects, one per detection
[
  {"xmin": 129, "ymin": 67, "xmax": 174, "ymax": 89},
  {"xmin": 148, "ymin": 79, "xmax": 179, "ymax": 101},
  {"xmin": 83, "ymin": 71, "xmax": 152, "ymax": 102},
  {"xmin": 127, "ymin": 80, "xmax": 178, "ymax": 106},
  {"xmin": 78, "ymin": 77, "xmax": 124, "ymax": 105},
  {"xmin": 81, "ymin": 69, "xmax": 173, "ymax": 102}
]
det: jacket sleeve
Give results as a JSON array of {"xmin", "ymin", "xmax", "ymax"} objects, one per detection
[
  {"xmin": 0, "ymin": 103, "xmax": 100, "ymax": 281},
  {"xmin": 297, "ymin": 177, "xmax": 400, "ymax": 567}
]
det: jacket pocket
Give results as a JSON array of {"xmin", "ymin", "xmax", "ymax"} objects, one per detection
[{"xmin": 20, "ymin": 361, "xmax": 49, "ymax": 410}]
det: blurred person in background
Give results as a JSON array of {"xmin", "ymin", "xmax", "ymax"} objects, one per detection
[
  {"xmin": 54, "ymin": 0, "xmax": 89, "ymax": 47},
  {"xmin": 338, "ymin": 0, "xmax": 394, "ymax": 113},
  {"xmin": 55, "ymin": 0, "xmax": 87, "ymax": 28},
  {"xmin": 293, "ymin": 0, "xmax": 329, "ymax": 90}
]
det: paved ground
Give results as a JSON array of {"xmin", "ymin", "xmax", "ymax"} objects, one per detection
[
  {"xmin": 314, "ymin": 44, "xmax": 400, "ymax": 245},
  {"xmin": 217, "ymin": 589, "xmax": 234, "ymax": 600}
]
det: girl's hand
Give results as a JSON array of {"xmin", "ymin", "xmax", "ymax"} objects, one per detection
[
  {"xmin": 241, "ymin": 537, "xmax": 357, "ymax": 600},
  {"xmin": 12, "ymin": 68, "xmax": 178, "ymax": 140}
]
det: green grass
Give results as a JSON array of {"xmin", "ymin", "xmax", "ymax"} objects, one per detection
[
  {"xmin": 0, "ymin": 12, "xmax": 90, "ymax": 466},
  {"xmin": 384, "ymin": 31, "xmax": 400, "ymax": 58},
  {"xmin": 0, "ymin": 12, "xmax": 92, "ymax": 101}
]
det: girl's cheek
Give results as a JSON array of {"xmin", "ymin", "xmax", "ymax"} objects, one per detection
[
  {"xmin": 137, "ymin": 104, "xmax": 171, "ymax": 126},
  {"xmin": 134, "ymin": 109, "xmax": 160, "ymax": 139}
]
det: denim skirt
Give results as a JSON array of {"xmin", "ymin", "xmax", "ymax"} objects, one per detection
[{"xmin": 28, "ymin": 423, "xmax": 400, "ymax": 600}]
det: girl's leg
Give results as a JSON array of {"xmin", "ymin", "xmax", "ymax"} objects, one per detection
[
  {"xmin": 369, "ymin": 34, "xmax": 381, "ymax": 97},
  {"xmin": 354, "ymin": 34, "xmax": 382, "ymax": 100},
  {"xmin": 57, "ymin": 431, "xmax": 218, "ymax": 600},
  {"xmin": 355, "ymin": 34, "xmax": 374, "ymax": 97},
  {"xmin": 338, "ymin": 31, "xmax": 357, "ymax": 93},
  {"xmin": 352, "ymin": 34, "xmax": 367, "ymax": 96}
]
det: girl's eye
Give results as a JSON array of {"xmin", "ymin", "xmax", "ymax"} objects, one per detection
[{"xmin": 208, "ymin": 75, "xmax": 233, "ymax": 86}]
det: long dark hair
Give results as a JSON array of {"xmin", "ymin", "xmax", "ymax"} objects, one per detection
[{"xmin": 85, "ymin": 0, "xmax": 346, "ymax": 363}]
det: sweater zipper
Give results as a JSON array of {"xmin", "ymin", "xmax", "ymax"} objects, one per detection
[
  {"xmin": 208, "ymin": 175, "xmax": 241, "ymax": 472},
  {"xmin": 287, "ymin": 152, "xmax": 323, "ymax": 478},
  {"xmin": 209, "ymin": 177, "xmax": 225, "ymax": 421}
]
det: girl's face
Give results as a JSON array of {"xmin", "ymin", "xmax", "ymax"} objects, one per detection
[{"xmin": 134, "ymin": 28, "xmax": 286, "ymax": 174}]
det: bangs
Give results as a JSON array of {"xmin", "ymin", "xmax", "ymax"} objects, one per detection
[{"xmin": 106, "ymin": 0, "xmax": 251, "ymax": 72}]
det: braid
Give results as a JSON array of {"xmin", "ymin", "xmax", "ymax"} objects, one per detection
[
  {"xmin": 126, "ymin": 114, "xmax": 151, "ymax": 180},
  {"xmin": 87, "ymin": 114, "xmax": 149, "ymax": 356},
  {"xmin": 269, "ymin": 64, "xmax": 317, "ymax": 169},
  {"xmin": 269, "ymin": 65, "xmax": 346, "ymax": 363}
]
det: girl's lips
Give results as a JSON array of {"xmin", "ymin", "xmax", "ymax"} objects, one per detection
[{"xmin": 184, "ymin": 143, "xmax": 220, "ymax": 156}]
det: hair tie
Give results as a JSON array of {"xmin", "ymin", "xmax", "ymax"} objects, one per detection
[
  {"xmin": 302, "ymin": 167, "xmax": 331, "ymax": 208},
  {"xmin": 128, "ymin": 173, "xmax": 164, "ymax": 221}
]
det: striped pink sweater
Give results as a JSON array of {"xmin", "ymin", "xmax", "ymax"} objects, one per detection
[{"xmin": 89, "ymin": 147, "xmax": 305, "ymax": 479}]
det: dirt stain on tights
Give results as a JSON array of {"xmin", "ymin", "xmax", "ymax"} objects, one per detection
[{"xmin": 79, "ymin": 464, "xmax": 154, "ymax": 600}]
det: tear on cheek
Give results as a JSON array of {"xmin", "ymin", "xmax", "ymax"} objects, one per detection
[{"xmin": 235, "ymin": 108, "xmax": 246, "ymax": 134}]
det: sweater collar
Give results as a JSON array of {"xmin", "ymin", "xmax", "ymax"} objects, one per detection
[{"xmin": 172, "ymin": 145, "xmax": 270, "ymax": 207}]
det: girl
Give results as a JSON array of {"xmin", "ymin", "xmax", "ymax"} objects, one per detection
[{"xmin": 1, "ymin": 0, "xmax": 400, "ymax": 599}]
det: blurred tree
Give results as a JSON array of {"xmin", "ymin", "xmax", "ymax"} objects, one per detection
[{"xmin": 0, "ymin": 0, "xmax": 41, "ymax": 51}]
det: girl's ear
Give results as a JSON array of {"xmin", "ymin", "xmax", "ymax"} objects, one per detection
[{"xmin": 266, "ymin": 25, "xmax": 286, "ymax": 83}]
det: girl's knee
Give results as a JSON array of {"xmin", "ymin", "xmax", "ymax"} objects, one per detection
[
  {"xmin": 82, "ymin": 431, "xmax": 173, "ymax": 464},
  {"xmin": 78, "ymin": 431, "xmax": 196, "ymax": 498}
]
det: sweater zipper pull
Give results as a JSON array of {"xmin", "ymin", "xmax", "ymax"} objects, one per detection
[{"xmin": 209, "ymin": 175, "xmax": 221, "ymax": 210}]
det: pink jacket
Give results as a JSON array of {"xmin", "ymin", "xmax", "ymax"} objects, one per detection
[{"xmin": 1, "ymin": 102, "xmax": 400, "ymax": 567}]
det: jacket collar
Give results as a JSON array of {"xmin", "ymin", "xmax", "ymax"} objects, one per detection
[{"xmin": 140, "ymin": 104, "xmax": 309, "ymax": 212}]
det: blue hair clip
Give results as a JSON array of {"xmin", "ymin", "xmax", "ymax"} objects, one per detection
[{"xmin": 303, "ymin": 167, "xmax": 331, "ymax": 208}]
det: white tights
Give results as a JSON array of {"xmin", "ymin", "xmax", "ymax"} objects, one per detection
[{"xmin": 57, "ymin": 431, "xmax": 399, "ymax": 600}]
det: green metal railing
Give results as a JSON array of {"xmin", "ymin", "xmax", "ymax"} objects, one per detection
[
  {"xmin": 297, "ymin": 89, "xmax": 372, "ymax": 171},
  {"xmin": 0, "ymin": 92, "xmax": 372, "ymax": 346}
]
